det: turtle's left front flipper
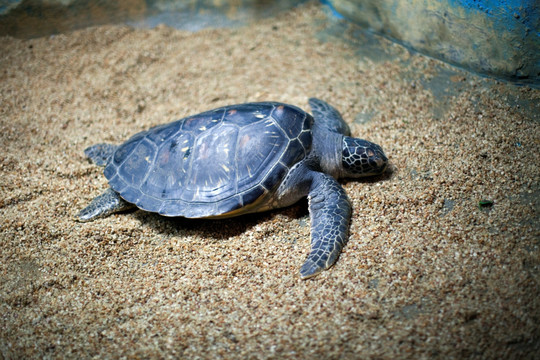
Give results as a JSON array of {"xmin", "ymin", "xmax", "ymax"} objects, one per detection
[
  {"xmin": 308, "ymin": 98, "xmax": 351, "ymax": 136},
  {"xmin": 301, "ymin": 172, "xmax": 351, "ymax": 279}
]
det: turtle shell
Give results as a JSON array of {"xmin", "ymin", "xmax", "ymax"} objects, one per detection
[{"xmin": 104, "ymin": 102, "xmax": 313, "ymax": 218}]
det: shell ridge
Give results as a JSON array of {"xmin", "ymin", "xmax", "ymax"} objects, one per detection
[
  {"xmin": 116, "ymin": 139, "xmax": 153, "ymax": 188},
  {"xmin": 181, "ymin": 108, "xmax": 226, "ymax": 196},
  {"xmin": 235, "ymin": 116, "xmax": 286, "ymax": 193},
  {"xmin": 183, "ymin": 129, "xmax": 197, "ymax": 196},
  {"xmin": 110, "ymin": 137, "xmax": 139, "ymax": 176},
  {"xmin": 137, "ymin": 138, "xmax": 160, "ymax": 197},
  {"xmin": 234, "ymin": 115, "xmax": 274, "ymax": 196}
]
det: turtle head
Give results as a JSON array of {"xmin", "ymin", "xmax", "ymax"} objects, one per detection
[{"xmin": 341, "ymin": 136, "xmax": 388, "ymax": 178}]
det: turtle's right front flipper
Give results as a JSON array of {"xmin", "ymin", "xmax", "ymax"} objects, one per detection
[
  {"xmin": 301, "ymin": 172, "xmax": 351, "ymax": 279},
  {"xmin": 76, "ymin": 188, "xmax": 134, "ymax": 222}
]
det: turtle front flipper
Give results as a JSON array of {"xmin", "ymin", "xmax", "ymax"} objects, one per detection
[
  {"xmin": 308, "ymin": 98, "xmax": 351, "ymax": 136},
  {"xmin": 76, "ymin": 188, "xmax": 134, "ymax": 222},
  {"xmin": 301, "ymin": 172, "xmax": 351, "ymax": 279}
]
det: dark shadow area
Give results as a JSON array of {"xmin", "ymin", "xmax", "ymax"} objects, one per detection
[{"xmin": 130, "ymin": 197, "xmax": 309, "ymax": 242}]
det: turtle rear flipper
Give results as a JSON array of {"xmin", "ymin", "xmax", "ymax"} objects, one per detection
[
  {"xmin": 84, "ymin": 143, "xmax": 118, "ymax": 166},
  {"xmin": 76, "ymin": 188, "xmax": 134, "ymax": 222}
]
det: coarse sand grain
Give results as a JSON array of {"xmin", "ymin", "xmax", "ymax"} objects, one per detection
[{"xmin": 1, "ymin": 2, "xmax": 539, "ymax": 359}]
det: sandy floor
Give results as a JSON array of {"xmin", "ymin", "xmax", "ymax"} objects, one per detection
[{"xmin": 1, "ymin": 2, "xmax": 539, "ymax": 359}]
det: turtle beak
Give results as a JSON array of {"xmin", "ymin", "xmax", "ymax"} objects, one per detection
[{"xmin": 368, "ymin": 144, "xmax": 388, "ymax": 175}]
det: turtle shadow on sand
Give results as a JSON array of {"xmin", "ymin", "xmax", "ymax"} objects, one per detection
[
  {"xmin": 130, "ymin": 198, "xmax": 310, "ymax": 241},
  {"xmin": 342, "ymin": 163, "xmax": 395, "ymax": 186}
]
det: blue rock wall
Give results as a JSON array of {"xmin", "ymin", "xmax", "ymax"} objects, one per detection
[{"xmin": 327, "ymin": 0, "xmax": 540, "ymax": 85}]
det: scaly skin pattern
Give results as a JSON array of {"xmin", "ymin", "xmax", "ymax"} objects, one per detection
[
  {"xmin": 301, "ymin": 172, "xmax": 351, "ymax": 279},
  {"xmin": 342, "ymin": 137, "xmax": 387, "ymax": 175},
  {"xmin": 77, "ymin": 188, "xmax": 133, "ymax": 222}
]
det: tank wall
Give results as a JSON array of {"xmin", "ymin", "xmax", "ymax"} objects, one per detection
[{"xmin": 326, "ymin": 0, "xmax": 540, "ymax": 85}]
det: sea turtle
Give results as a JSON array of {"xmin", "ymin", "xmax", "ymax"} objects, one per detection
[{"xmin": 77, "ymin": 98, "xmax": 388, "ymax": 278}]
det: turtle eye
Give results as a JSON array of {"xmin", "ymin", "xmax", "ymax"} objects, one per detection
[{"xmin": 342, "ymin": 137, "xmax": 388, "ymax": 177}]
